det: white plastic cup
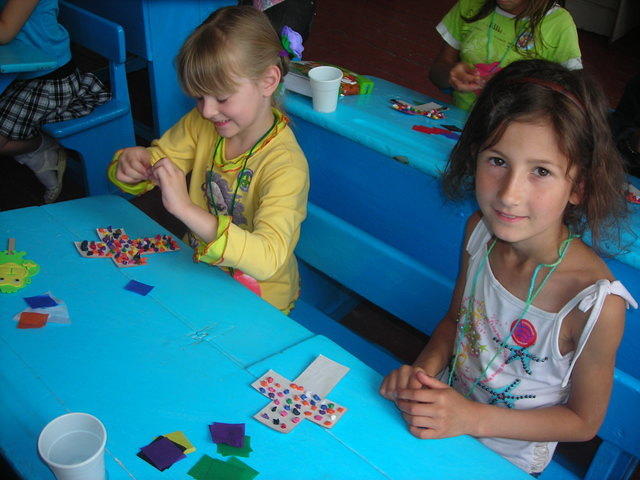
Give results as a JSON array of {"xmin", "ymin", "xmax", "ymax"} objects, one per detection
[
  {"xmin": 38, "ymin": 413, "xmax": 107, "ymax": 480},
  {"xmin": 308, "ymin": 66, "xmax": 343, "ymax": 113}
]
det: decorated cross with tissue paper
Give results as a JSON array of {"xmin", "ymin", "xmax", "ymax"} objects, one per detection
[{"xmin": 251, "ymin": 355, "xmax": 349, "ymax": 433}]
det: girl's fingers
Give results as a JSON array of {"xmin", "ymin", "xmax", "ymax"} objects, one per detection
[
  {"xmin": 408, "ymin": 425, "xmax": 441, "ymax": 440},
  {"xmin": 119, "ymin": 165, "xmax": 144, "ymax": 183},
  {"xmin": 380, "ymin": 374, "xmax": 398, "ymax": 399},
  {"xmin": 401, "ymin": 412, "xmax": 436, "ymax": 429},
  {"xmin": 408, "ymin": 374, "xmax": 423, "ymax": 390}
]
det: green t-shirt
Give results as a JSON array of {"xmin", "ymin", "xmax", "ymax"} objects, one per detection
[{"xmin": 436, "ymin": 0, "xmax": 582, "ymax": 110}]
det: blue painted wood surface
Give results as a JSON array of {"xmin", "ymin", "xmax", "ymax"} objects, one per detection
[
  {"xmin": 67, "ymin": 0, "xmax": 234, "ymax": 137},
  {"xmin": 247, "ymin": 335, "xmax": 532, "ymax": 479},
  {"xmin": 0, "ymin": 40, "xmax": 56, "ymax": 74},
  {"xmin": 0, "ymin": 195, "xmax": 532, "ymax": 479},
  {"xmin": 296, "ymin": 203, "xmax": 454, "ymax": 336},
  {"xmin": 0, "ymin": 40, "xmax": 56, "ymax": 95},
  {"xmin": 284, "ymin": 77, "xmax": 468, "ymax": 178}
]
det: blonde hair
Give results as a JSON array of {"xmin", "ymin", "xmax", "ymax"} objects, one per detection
[{"xmin": 177, "ymin": 6, "xmax": 289, "ymax": 99}]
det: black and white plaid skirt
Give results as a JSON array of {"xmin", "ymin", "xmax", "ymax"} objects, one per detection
[{"xmin": 0, "ymin": 61, "xmax": 111, "ymax": 141}]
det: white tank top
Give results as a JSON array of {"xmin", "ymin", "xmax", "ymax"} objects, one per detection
[{"xmin": 450, "ymin": 219, "xmax": 637, "ymax": 473}]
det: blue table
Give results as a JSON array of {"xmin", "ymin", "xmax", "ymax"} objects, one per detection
[
  {"xmin": 0, "ymin": 195, "xmax": 531, "ymax": 479},
  {"xmin": 68, "ymin": 0, "xmax": 234, "ymax": 138},
  {"xmin": 0, "ymin": 40, "xmax": 56, "ymax": 94}
]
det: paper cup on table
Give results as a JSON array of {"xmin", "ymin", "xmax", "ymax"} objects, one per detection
[
  {"xmin": 308, "ymin": 66, "xmax": 343, "ymax": 113},
  {"xmin": 38, "ymin": 413, "xmax": 107, "ymax": 480}
]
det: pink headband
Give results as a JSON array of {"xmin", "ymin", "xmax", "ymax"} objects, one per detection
[{"xmin": 511, "ymin": 77, "xmax": 585, "ymax": 111}]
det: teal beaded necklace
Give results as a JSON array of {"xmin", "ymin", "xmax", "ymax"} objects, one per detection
[
  {"xmin": 485, "ymin": 9, "xmax": 530, "ymax": 69},
  {"xmin": 448, "ymin": 232, "xmax": 577, "ymax": 398},
  {"xmin": 206, "ymin": 117, "xmax": 278, "ymax": 219}
]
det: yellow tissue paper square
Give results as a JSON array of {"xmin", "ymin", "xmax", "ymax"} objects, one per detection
[{"xmin": 164, "ymin": 431, "xmax": 196, "ymax": 454}]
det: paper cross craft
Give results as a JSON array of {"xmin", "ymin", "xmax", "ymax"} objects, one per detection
[
  {"xmin": 251, "ymin": 354, "xmax": 349, "ymax": 433},
  {"xmin": 74, "ymin": 227, "xmax": 180, "ymax": 267}
]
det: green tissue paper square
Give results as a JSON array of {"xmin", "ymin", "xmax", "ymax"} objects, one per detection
[{"xmin": 217, "ymin": 435, "xmax": 252, "ymax": 457}]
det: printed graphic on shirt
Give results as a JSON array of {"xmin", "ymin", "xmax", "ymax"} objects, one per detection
[
  {"xmin": 476, "ymin": 378, "xmax": 536, "ymax": 408},
  {"xmin": 455, "ymin": 298, "xmax": 547, "ymax": 384},
  {"xmin": 493, "ymin": 325, "xmax": 548, "ymax": 376},
  {"xmin": 203, "ymin": 171, "xmax": 248, "ymax": 225},
  {"xmin": 456, "ymin": 298, "xmax": 503, "ymax": 382},
  {"xmin": 454, "ymin": 297, "xmax": 541, "ymax": 406},
  {"xmin": 238, "ymin": 168, "xmax": 253, "ymax": 192},
  {"xmin": 516, "ymin": 31, "xmax": 534, "ymax": 51},
  {"xmin": 511, "ymin": 318, "xmax": 537, "ymax": 347}
]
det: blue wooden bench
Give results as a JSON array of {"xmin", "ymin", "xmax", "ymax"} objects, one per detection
[
  {"xmin": 292, "ymin": 202, "xmax": 455, "ymax": 375},
  {"xmin": 43, "ymin": 1, "xmax": 135, "ymax": 196}
]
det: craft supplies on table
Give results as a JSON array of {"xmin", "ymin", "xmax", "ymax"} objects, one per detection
[
  {"xmin": 0, "ymin": 238, "xmax": 40, "ymax": 293},
  {"xmin": 284, "ymin": 60, "xmax": 374, "ymax": 98},
  {"xmin": 251, "ymin": 355, "xmax": 349, "ymax": 432},
  {"xmin": 0, "ymin": 195, "xmax": 533, "ymax": 480},
  {"xmin": 389, "ymin": 98, "xmax": 447, "ymax": 119},
  {"xmin": 74, "ymin": 227, "xmax": 180, "ymax": 267}
]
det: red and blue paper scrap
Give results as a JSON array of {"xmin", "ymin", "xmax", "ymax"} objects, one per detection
[
  {"xmin": 17, "ymin": 312, "xmax": 48, "ymax": 329},
  {"xmin": 412, "ymin": 125, "xmax": 461, "ymax": 140},
  {"xmin": 14, "ymin": 292, "xmax": 70, "ymax": 328},
  {"xmin": 24, "ymin": 294, "xmax": 58, "ymax": 308}
]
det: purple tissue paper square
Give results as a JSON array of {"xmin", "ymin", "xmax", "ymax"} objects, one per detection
[
  {"xmin": 24, "ymin": 294, "xmax": 58, "ymax": 308},
  {"xmin": 124, "ymin": 280, "xmax": 154, "ymax": 296},
  {"xmin": 210, "ymin": 422, "xmax": 245, "ymax": 447},
  {"xmin": 139, "ymin": 436, "xmax": 185, "ymax": 471}
]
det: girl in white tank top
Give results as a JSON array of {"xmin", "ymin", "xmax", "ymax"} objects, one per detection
[{"xmin": 380, "ymin": 59, "xmax": 637, "ymax": 475}]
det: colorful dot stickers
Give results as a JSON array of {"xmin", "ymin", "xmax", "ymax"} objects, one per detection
[
  {"xmin": 74, "ymin": 227, "xmax": 180, "ymax": 267},
  {"xmin": 251, "ymin": 369, "xmax": 347, "ymax": 433}
]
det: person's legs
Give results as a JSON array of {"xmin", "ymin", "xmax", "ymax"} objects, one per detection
[
  {"xmin": 0, "ymin": 134, "xmax": 41, "ymax": 156},
  {"xmin": 2, "ymin": 133, "xmax": 67, "ymax": 204}
]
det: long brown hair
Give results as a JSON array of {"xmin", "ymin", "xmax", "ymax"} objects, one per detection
[
  {"xmin": 463, "ymin": 0, "xmax": 559, "ymax": 56},
  {"xmin": 176, "ymin": 6, "xmax": 288, "ymax": 100},
  {"xmin": 442, "ymin": 59, "xmax": 628, "ymax": 253}
]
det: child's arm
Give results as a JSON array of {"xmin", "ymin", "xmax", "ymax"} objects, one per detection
[
  {"xmin": 0, "ymin": 0, "xmax": 38, "ymax": 44},
  {"xmin": 394, "ymin": 293, "xmax": 627, "ymax": 442},
  {"xmin": 115, "ymin": 147, "xmax": 153, "ymax": 184},
  {"xmin": 152, "ymin": 157, "xmax": 219, "ymax": 242},
  {"xmin": 429, "ymin": 43, "xmax": 459, "ymax": 90},
  {"xmin": 380, "ymin": 212, "xmax": 480, "ymax": 397},
  {"xmin": 108, "ymin": 109, "xmax": 200, "ymax": 195},
  {"xmin": 429, "ymin": 43, "xmax": 482, "ymax": 93}
]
